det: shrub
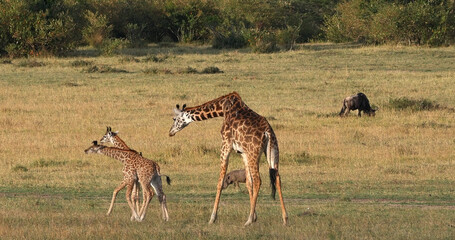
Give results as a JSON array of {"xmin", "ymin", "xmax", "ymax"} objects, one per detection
[
  {"xmin": 71, "ymin": 60, "xmax": 93, "ymax": 67},
  {"xmin": 17, "ymin": 60, "xmax": 46, "ymax": 68},
  {"xmin": 89, "ymin": 0, "xmax": 168, "ymax": 42},
  {"xmin": 143, "ymin": 67, "xmax": 173, "ymax": 74},
  {"xmin": 324, "ymin": 0, "xmax": 455, "ymax": 46},
  {"xmin": 143, "ymin": 68, "xmax": 158, "ymax": 74},
  {"xmin": 119, "ymin": 56, "xmax": 140, "ymax": 63},
  {"xmin": 369, "ymin": 4, "xmax": 400, "ymax": 44},
  {"xmin": 277, "ymin": 25, "xmax": 301, "ymax": 50},
  {"xmin": 212, "ymin": 31, "xmax": 248, "ymax": 49},
  {"xmin": 179, "ymin": 66, "xmax": 198, "ymax": 74},
  {"xmin": 324, "ymin": 0, "xmax": 370, "ymax": 43},
  {"xmin": 142, "ymin": 54, "xmax": 169, "ymax": 63},
  {"xmin": 99, "ymin": 38, "xmax": 128, "ymax": 56},
  {"xmin": 164, "ymin": 0, "xmax": 221, "ymax": 42},
  {"xmin": 84, "ymin": 65, "xmax": 128, "ymax": 73},
  {"xmin": 201, "ymin": 66, "xmax": 223, "ymax": 74},
  {"xmin": 248, "ymin": 29, "xmax": 279, "ymax": 53},
  {"xmin": 1, "ymin": 1, "xmax": 77, "ymax": 57},
  {"xmin": 12, "ymin": 165, "xmax": 28, "ymax": 172},
  {"xmin": 82, "ymin": 10, "xmax": 113, "ymax": 48},
  {"xmin": 388, "ymin": 97, "xmax": 440, "ymax": 111},
  {"xmin": 125, "ymin": 23, "xmax": 147, "ymax": 48}
]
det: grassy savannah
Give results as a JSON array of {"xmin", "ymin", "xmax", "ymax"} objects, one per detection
[{"xmin": 1, "ymin": 43, "xmax": 455, "ymax": 239}]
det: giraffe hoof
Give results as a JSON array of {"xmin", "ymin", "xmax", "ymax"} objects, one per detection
[
  {"xmin": 282, "ymin": 214, "xmax": 288, "ymax": 226},
  {"xmin": 208, "ymin": 214, "xmax": 217, "ymax": 224},
  {"xmin": 244, "ymin": 220, "xmax": 253, "ymax": 227}
]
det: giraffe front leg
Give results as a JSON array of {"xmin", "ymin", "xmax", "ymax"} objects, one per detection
[
  {"xmin": 243, "ymin": 167, "xmax": 256, "ymax": 224},
  {"xmin": 107, "ymin": 181, "xmax": 127, "ymax": 216},
  {"xmin": 209, "ymin": 144, "xmax": 231, "ymax": 224}
]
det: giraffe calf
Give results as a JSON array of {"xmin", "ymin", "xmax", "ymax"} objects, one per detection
[
  {"xmin": 222, "ymin": 169, "xmax": 246, "ymax": 190},
  {"xmin": 84, "ymin": 141, "xmax": 170, "ymax": 222}
]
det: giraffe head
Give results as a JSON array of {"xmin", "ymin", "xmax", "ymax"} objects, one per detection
[
  {"xmin": 84, "ymin": 140, "xmax": 105, "ymax": 154},
  {"xmin": 100, "ymin": 126, "xmax": 119, "ymax": 145},
  {"xmin": 169, "ymin": 104, "xmax": 193, "ymax": 137}
]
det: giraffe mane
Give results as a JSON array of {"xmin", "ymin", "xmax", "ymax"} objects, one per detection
[{"xmin": 184, "ymin": 92, "xmax": 241, "ymax": 111}]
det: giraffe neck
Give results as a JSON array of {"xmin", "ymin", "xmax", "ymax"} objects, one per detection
[
  {"xmin": 99, "ymin": 147, "xmax": 130, "ymax": 164},
  {"xmin": 112, "ymin": 135, "xmax": 130, "ymax": 150},
  {"xmin": 185, "ymin": 92, "xmax": 243, "ymax": 121}
]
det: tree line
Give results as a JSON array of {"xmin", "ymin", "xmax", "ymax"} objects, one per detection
[{"xmin": 0, "ymin": 0, "xmax": 454, "ymax": 57}]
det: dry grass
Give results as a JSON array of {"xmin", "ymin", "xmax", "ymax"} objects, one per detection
[{"xmin": 1, "ymin": 43, "xmax": 455, "ymax": 239}]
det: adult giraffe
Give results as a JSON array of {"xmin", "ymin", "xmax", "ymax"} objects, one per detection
[{"xmin": 169, "ymin": 92, "xmax": 288, "ymax": 226}]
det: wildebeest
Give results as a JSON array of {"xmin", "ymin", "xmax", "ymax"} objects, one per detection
[{"xmin": 339, "ymin": 93, "xmax": 377, "ymax": 117}]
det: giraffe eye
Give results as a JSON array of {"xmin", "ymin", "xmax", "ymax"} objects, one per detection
[{"xmin": 173, "ymin": 118, "xmax": 176, "ymax": 121}]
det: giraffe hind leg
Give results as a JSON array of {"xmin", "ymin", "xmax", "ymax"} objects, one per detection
[
  {"xmin": 244, "ymin": 159, "xmax": 261, "ymax": 226},
  {"xmin": 130, "ymin": 181, "xmax": 141, "ymax": 221},
  {"xmin": 137, "ymin": 181, "xmax": 152, "ymax": 221},
  {"xmin": 274, "ymin": 170, "xmax": 288, "ymax": 225},
  {"xmin": 125, "ymin": 182, "xmax": 140, "ymax": 221},
  {"xmin": 151, "ymin": 174, "xmax": 169, "ymax": 221}
]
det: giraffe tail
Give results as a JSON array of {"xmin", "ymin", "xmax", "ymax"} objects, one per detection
[
  {"xmin": 265, "ymin": 131, "xmax": 278, "ymax": 200},
  {"xmin": 162, "ymin": 175, "xmax": 171, "ymax": 185},
  {"xmin": 150, "ymin": 173, "xmax": 170, "ymax": 203},
  {"xmin": 269, "ymin": 168, "xmax": 277, "ymax": 200}
]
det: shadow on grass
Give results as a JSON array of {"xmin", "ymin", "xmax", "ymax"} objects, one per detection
[
  {"xmin": 301, "ymin": 42, "xmax": 363, "ymax": 51},
  {"xmin": 66, "ymin": 44, "xmax": 251, "ymax": 58}
]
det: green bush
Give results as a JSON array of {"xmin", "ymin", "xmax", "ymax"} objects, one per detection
[
  {"xmin": 200, "ymin": 66, "xmax": 223, "ymax": 74},
  {"xmin": 248, "ymin": 29, "xmax": 279, "ymax": 53},
  {"xmin": 324, "ymin": 0, "xmax": 370, "ymax": 43},
  {"xmin": 324, "ymin": 0, "xmax": 455, "ymax": 46},
  {"xmin": 82, "ymin": 10, "xmax": 113, "ymax": 48},
  {"xmin": 277, "ymin": 25, "xmax": 301, "ymax": 50},
  {"xmin": 99, "ymin": 38, "xmax": 128, "ymax": 56},
  {"xmin": 212, "ymin": 30, "xmax": 248, "ymax": 49},
  {"xmin": 164, "ymin": 0, "xmax": 221, "ymax": 43},
  {"xmin": 388, "ymin": 97, "xmax": 440, "ymax": 111},
  {"xmin": 125, "ymin": 23, "xmax": 146, "ymax": 48},
  {"xmin": 369, "ymin": 4, "xmax": 400, "ymax": 44},
  {"xmin": 88, "ymin": 0, "xmax": 167, "ymax": 42},
  {"xmin": 0, "ymin": 0, "xmax": 78, "ymax": 57}
]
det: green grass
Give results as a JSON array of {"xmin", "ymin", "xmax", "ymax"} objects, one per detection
[{"xmin": 1, "ymin": 43, "xmax": 455, "ymax": 239}]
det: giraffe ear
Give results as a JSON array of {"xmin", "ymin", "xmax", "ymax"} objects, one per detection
[
  {"xmin": 174, "ymin": 108, "xmax": 181, "ymax": 115},
  {"xmin": 182, "ymin": 104, "xmax": 186, "ymax": 110},
  {"xmin": 113, "ymin": 131, "xmax": 119, "ymax": 136},
  {"xmin": 92, "ymin": 140, "xmax": 98, "ymax": 145}
]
